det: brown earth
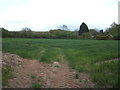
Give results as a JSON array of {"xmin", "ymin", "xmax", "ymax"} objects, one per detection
[
  {"xmin": 96, "ymin": 58, "xmax": 120, "ymax": 64},
  {"xmin": 2, "ymin": 53, "xmax": 95, "ymax": 88}
]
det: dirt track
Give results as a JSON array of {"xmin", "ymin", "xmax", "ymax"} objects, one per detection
[{"xmin": 2, "ymin": 53, "xmax": 94, "ymax": 88}]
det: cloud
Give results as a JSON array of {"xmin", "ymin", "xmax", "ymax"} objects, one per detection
[
  {"xmin": 0, "ymin": 0, "xmax": 119, "ymax": 31},
  {"xmin": 7, "ymin": 20, "xmax": 28, "ymax": 24}
]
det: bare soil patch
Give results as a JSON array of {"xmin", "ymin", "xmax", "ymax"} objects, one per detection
[
  {"xmin": 2, "ymin": 53, "xmax": 94, "ymax": 88},
  {"xmin": 96, "ymin": 58, "xmax": 120, "ymax": 64}
]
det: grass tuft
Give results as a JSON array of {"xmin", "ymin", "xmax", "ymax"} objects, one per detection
[
  {"xmin": 2, "ymin": 66, "xmax": 13, "ymax": 86},
  {"xmin": 31, "ymin": 82, "xmax": 41, "ymax": 88},
  {"xmin": 74, "ymin": 73, "xmax": 79, "ymax": 79}
]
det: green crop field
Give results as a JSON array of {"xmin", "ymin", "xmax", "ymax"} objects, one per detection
[{"xmin": 2, "ymin": 38, "xmax": 119, "ymax": 87}]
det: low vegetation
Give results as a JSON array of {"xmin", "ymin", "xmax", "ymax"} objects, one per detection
[
  {"xmin": 2, "ymin": 22, "xmax": 119, "ymax": 88},
  {"xmin": 91, "ymin": 61, "xmax": 118, "ymax": 88},
  {"xmin": 2, "ymin": 38, "xmax": 119, "ymax": 87},
  {"xmin": 74, "ymin": 73, "xmax": 79, "ymax": 79},
  {"xmin": 1, "ymin": 22, "xmax": 120, "ymax": 40},
  {"xmin": 31, "ymin": 82, "xmax": 41, "ymax": 88},
  {"xmin": 2, "ymin": 66, "xmax": 13, "ymax": 86}
]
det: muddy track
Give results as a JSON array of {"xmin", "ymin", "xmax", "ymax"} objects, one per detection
[{"xmin": 2, "ymin": 53, "xmax": 94, "ymax": 88}]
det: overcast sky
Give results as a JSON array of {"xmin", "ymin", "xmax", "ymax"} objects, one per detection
[{"xmin": 0, "ymin": 0, "xmax": 119, "ymax": 31}]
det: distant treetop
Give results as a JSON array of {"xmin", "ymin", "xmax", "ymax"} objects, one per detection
[{"xmin": 21, "ymin": 27, "xmax": 32, "ymax": 31}]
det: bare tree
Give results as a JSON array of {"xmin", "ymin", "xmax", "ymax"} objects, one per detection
[
  {"xmin": 58, "ymin": 25, "xmax": 68, "ymax": 30},
  {"xmin": 21, "ymin": 27, "xmax": 32, "ymax": 31}
]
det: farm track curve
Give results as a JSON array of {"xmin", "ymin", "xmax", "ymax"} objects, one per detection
[{"xmin": 2, "ymin": 53, "xmax": 95, "ymax": 88}]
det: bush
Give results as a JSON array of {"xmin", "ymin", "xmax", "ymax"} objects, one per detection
[
  {"xmin": 79, "ymin": 32, "xmax": 94, "ymax": 39},
  {"xmin": 105, "ymin": 22, "xmax": 120, "ymax": 40},
  {"xmin": 113, "ymin": 34, "xmax": 120, "ymax": 40},
  {"xmin": 50, "ymin": 29, "xmax": 77, "ymax": 39},
  {"xmin": 95, "ymin": 35, "xmax": 112, "ymax": 40}
]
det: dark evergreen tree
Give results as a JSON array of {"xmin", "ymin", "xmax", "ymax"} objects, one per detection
[
  {"xmin": 79, "ymin": 22, "xmax": 89, "ymax": 35},
  {"xmin": 99, "ymin": 30, "xmax": 104, "ymax": 34}
]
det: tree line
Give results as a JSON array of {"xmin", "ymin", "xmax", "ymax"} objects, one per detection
[{"xmin": 1, "ymin": 22, "xmax": 120, "ymax": 40}]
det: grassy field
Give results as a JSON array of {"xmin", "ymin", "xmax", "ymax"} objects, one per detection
[{"xmin": 2, "ymin": 38, "xmax": 119, "ymax": 87}]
